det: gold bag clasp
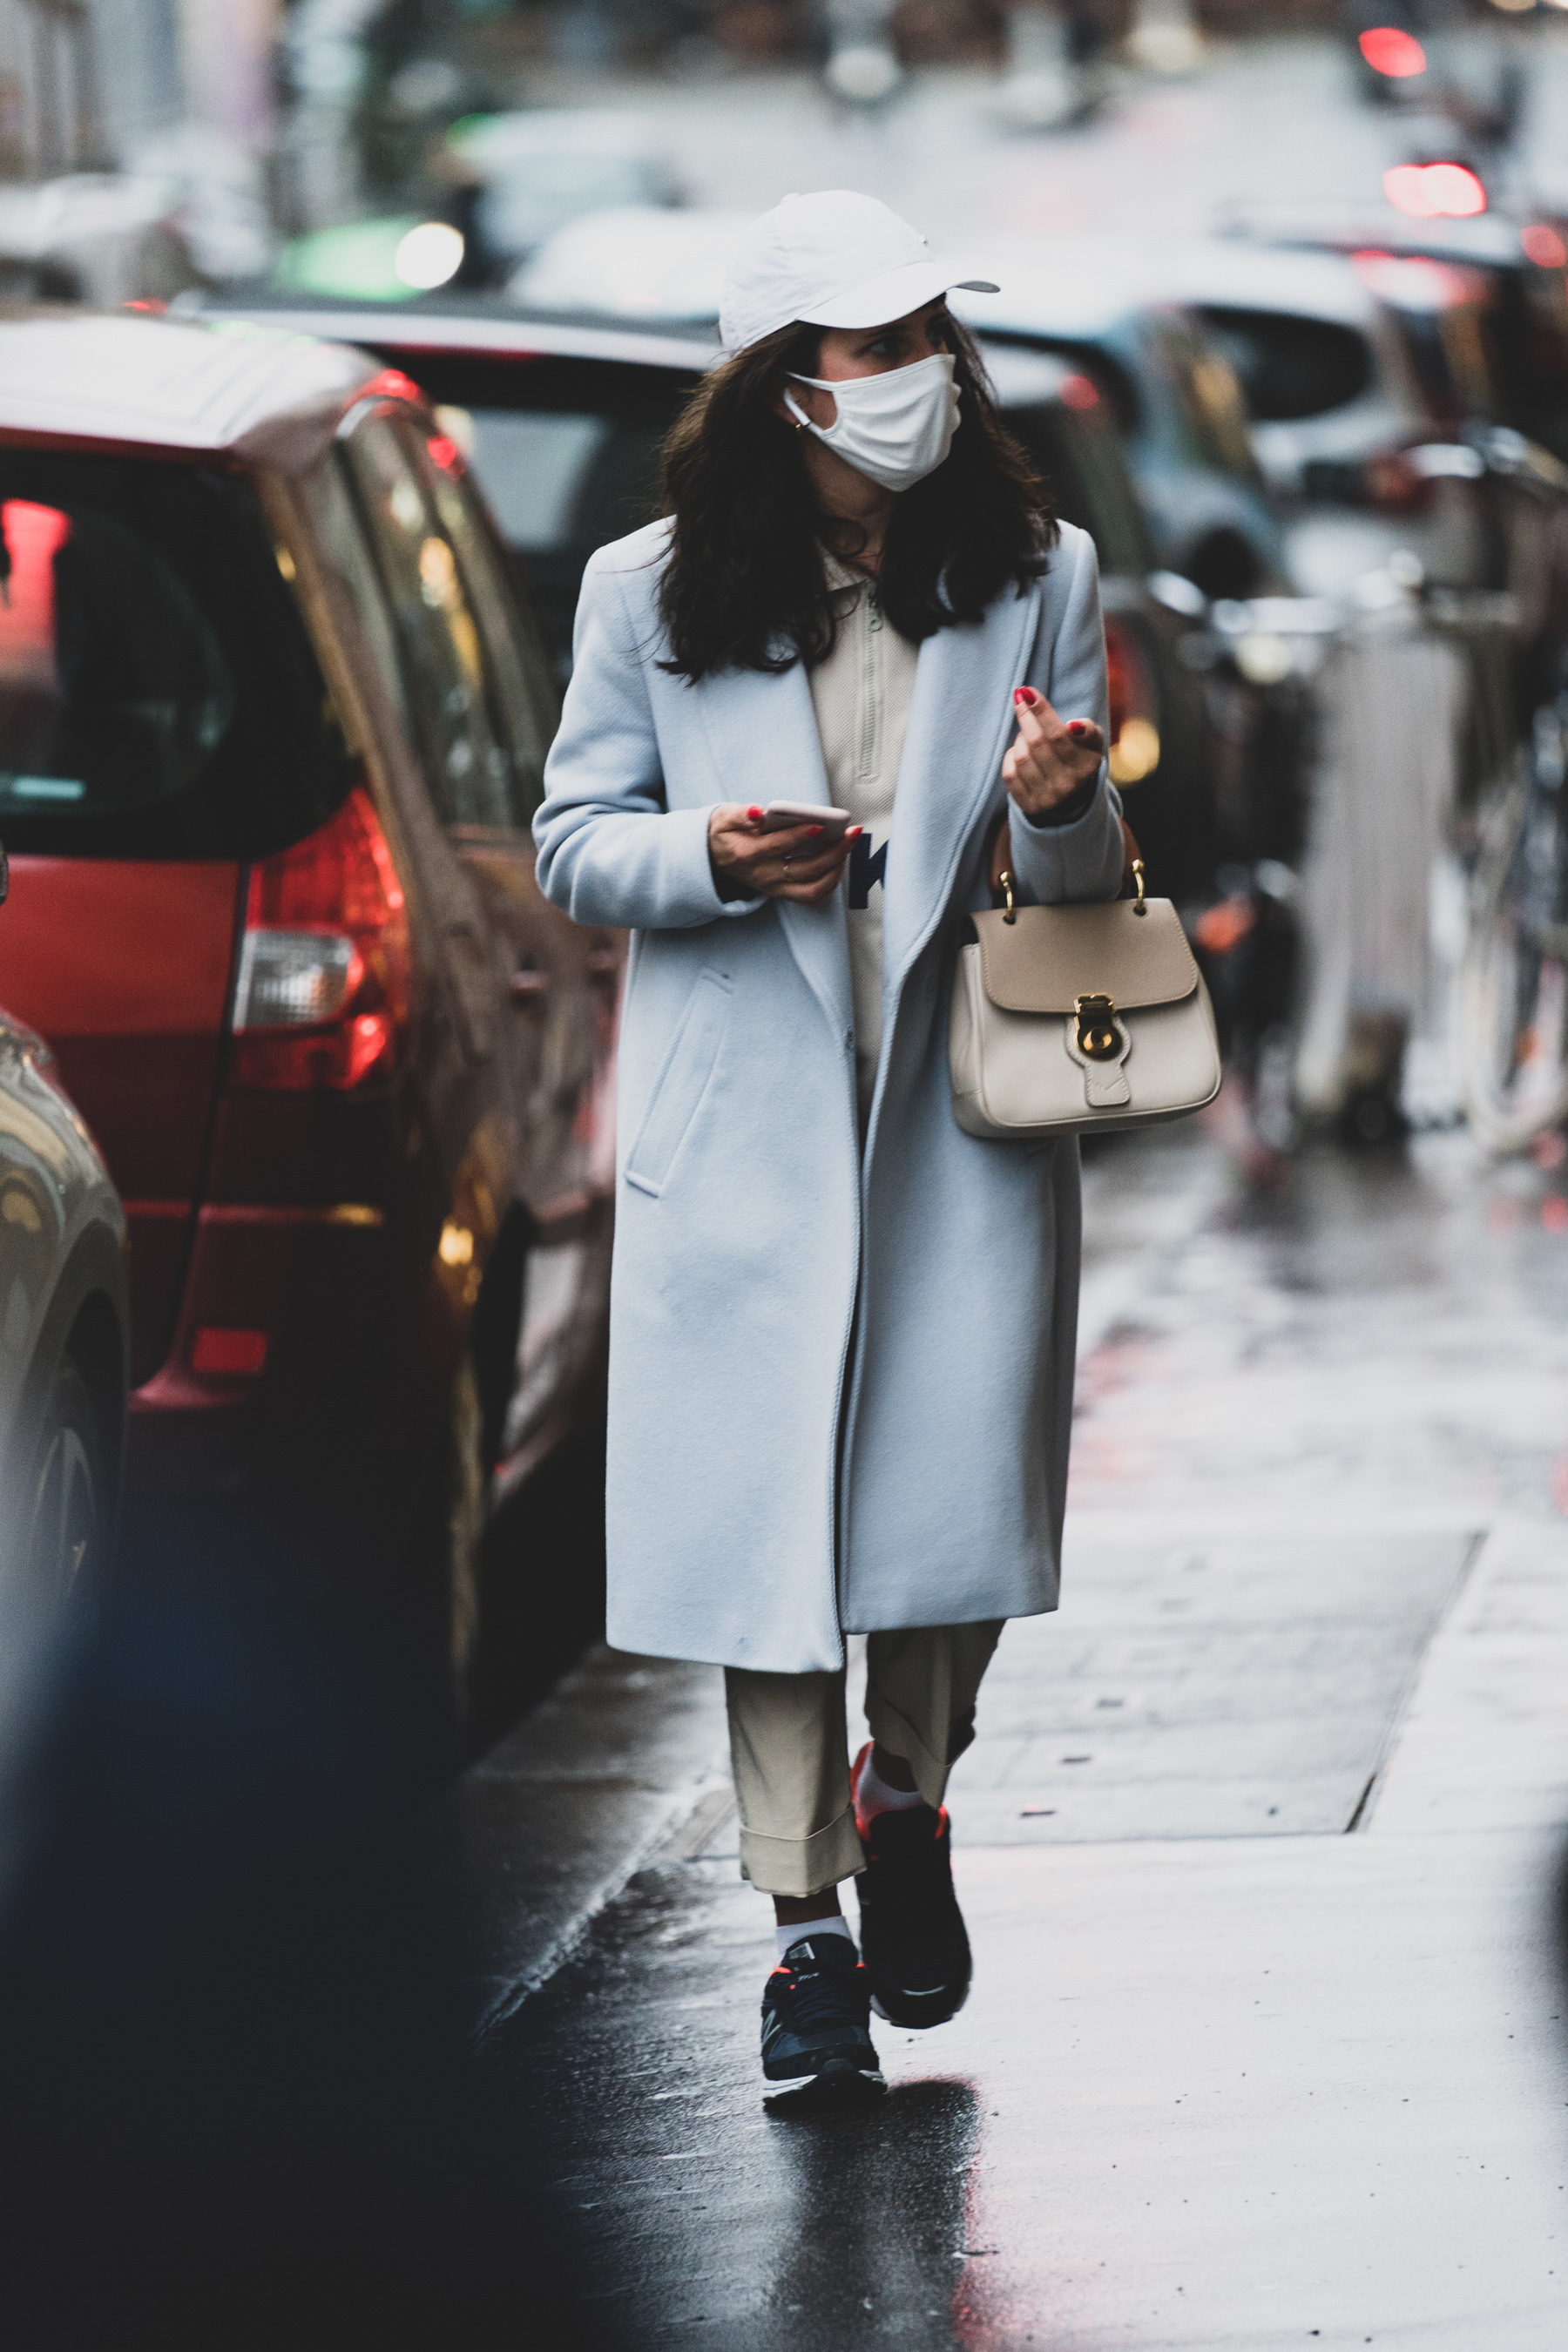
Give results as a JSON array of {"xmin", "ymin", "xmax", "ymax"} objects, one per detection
[{"xmin": 1073, "ymin": 992, "xmax": 1121, "ymax": 1062}]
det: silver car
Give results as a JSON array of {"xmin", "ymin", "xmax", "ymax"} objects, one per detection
[{"xmin": 0, "ymin": 884, "xmax": 127, "ymax": 1622}]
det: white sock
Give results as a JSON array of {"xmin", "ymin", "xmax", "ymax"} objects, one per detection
[
  {"xmin": 854, "ymin": 1745, "xmax": 925, "ymax": 1826},
  {"xmin": 774, "ymin": 1915, "xmax": 854, "ymax": 1962}
]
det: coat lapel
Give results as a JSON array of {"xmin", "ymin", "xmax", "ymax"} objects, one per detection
[
  {"xmin": 689, "ymin": 578, "xmax": 1042, "ymax": 1041},
  {"xmin": 882, "ymin": 579, "xmax": 1043, "ymax": 992},
  {"xmin": 693, "ymin": 652, "xmax": 854, "ymax": 1036}
]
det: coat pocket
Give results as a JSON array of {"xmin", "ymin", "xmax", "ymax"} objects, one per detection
[{"xmin": 624, "ymin": 967, "xmax": 733, "ymax": 1198}]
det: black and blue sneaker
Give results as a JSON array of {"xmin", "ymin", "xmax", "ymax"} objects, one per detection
[
  {"xmin": 855, "ymin": 1799, "xmax": 973, "ymax": 2031},
  {"xmin": 760, "ymin": 1933, "xmax": 884, "ymax": 2103}
]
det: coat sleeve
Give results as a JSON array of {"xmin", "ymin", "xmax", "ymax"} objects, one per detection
[
  {"xmin": 1004, "ymin": 526, "xmax": 1126, "ymax": 909},
  {"xmin": 532, "ymin": 548, "xmax": 764, "ymax": 929}
]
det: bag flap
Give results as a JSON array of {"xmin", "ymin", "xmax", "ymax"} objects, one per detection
[{"xmin": 972, "ymin": 896, "xmax": 1199, "ymax": 1013}]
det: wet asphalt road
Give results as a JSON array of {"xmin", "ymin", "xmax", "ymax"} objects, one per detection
[{"xmin": 490, "ymin": 1117, "xmax": 1568, "ymax": 2349}]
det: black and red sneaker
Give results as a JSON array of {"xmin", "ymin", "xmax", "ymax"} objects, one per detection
[
  {"xmin": 854, "ymin": 1794, "xmax": 973, "ymax": 2031},
  {"xmin": 760, "ymin": 1934, "xmax": 884, "ymax": 2100}
]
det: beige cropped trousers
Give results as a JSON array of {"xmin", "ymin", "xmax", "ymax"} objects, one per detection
[{"xmin": 724, "ymin": 1621, "xmax": 1003, "ymax": 1898}]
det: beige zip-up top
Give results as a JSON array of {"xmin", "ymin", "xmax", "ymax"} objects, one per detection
[{"xmin": 808, "ymin": 554, "xmax": 920, "ymax": 1127}]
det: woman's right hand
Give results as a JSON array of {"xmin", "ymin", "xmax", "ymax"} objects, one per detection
[{"xmin": 708, "ymin": 805, "xmax": 862, "ymax": 906}]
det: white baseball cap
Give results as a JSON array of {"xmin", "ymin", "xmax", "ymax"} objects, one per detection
[{"xmin": 719, "ymin": 190, "xmax": 998, "ymax": 354}]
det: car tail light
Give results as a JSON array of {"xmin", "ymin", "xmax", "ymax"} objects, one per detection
[
  {"xmin": 1384, "ymin": 162, "xmax": 1486, "ymax": 221},
  {"xmin": 1104, "ymin": 618, "xmax": 1159, "ymax": 787},
  {"xmin": 191, "ymin": 1327, "xmax": 269, "ymax": 1375},
  {"xmin": 230, "ymin": 786, "xmax": 410, "ymax": 1091}
]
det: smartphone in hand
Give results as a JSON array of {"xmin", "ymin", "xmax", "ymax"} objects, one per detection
[{"xmin": 756, "ymin": 801, "xmax": 854, "ymax": 842}]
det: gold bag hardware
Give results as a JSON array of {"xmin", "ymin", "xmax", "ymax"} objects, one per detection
[{"xmin": 950, "ymin": 862, "xmax": 1221, "ymax": 1140}]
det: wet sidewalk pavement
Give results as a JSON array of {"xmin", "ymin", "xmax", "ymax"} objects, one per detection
[{"xmin": 427, "ymin": 1119, "xmax": 1568, "ymax": 2348}]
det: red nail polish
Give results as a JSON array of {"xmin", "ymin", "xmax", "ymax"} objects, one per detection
[
  {"xmin": 1067, "ymin": 720, "xmax": 1090, "ymax": 735},
  {"xmin": 1013, "ymin": 688, "xmax": 1028, "ymax": 706},
  {"xmin": 808, "ymin": 824, "xmax": 824, "ymax": 838},
  {"xmin": 747, "ymin": 804, "xmax": 764, "ymax": 821}
]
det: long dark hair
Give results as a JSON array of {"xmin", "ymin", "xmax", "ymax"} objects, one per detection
[{"xmin": 655, "ymin": 312, "xmax": 1058, "ymax": 682}]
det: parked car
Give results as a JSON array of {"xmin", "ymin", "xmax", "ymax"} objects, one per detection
[
  {"xmin": 945, "ymin": 240, "xmax": 1289, "ymax": 602},
  {"xmin": 1159, "ymin": 239, "xmax": 1471, "ymax": 598},
  {"xmin": 1231, "ymin": 206, "xmax": 1568, "ymax": 467},
  {"xmin": 199, "ymin": 296, "xmax": 717, "ymax": 682},
  {"xmin": 199, "ymin": 291, "xmax": 1227, "ymax": 900},
  {"xmin": 0, "ymin": 943, "xmax": 127, "ymax": 1903},
  {"xmin": 0, "ymin": 943, "xmax": 128, "ymax": 1622},
  {"xmin": 0, "ymin": 311, "xmax": 615, "ymax": 1727},
  {"xmin": 1212, "ymin": 217, "xmax": 1568, "ymax": 1142},
  {"xmin": 0, "ymin": 172, "xmax": 202, "ymax": 308}
]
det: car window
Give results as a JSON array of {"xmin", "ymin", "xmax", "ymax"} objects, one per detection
[
  {"xmin": 0, "ymin": 497, "xmax": 232, "ymax": 821},
  {"xmin": 0, "ymin": 451, "xmax": 350, "ymax": 860},
  {"xmin": 409, "ymin": 431, "xmax": 558, "ymax": 825},
  {"xmin": 1152, "ymin": 315, "xmax": 1260, "ymax": 481},
  {"xmin": 306, "ymin": 452, "xmax": 411, "ymax": 738},
  {"xmin": 1004, "ymin": 396, "xmax": 1152, "ymax": 578},
  {"xmin": 461, "ymin": 410, "xmax": 671, "ymax": 556},
  {"xmin": 364, "ymin": 347, "xmax": 696, "ymax": 681},
  {"xmin": 341, "ymin": 412, "xmax": 519, "ymax": 833},
  {"xmin": 1196, "ymin": 307, "xmax": 1374, "ymax": 423},
  {"xmin": 1349, "ymin": 254, "xmax": 1504, "ymax": 425},
  {"xmin": 983, "ymin": 336, "xmax": 1140, "ymax": 439}
]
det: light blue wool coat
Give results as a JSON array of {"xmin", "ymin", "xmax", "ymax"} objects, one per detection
[{"xmin": 534, "ymin": 517, "xmax": 1125, "ymax": 1673}]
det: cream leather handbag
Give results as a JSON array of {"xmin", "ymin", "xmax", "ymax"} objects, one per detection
[{"xmin": 950, "ymin": 863, "xmax": 1222, "ymax": 1140}]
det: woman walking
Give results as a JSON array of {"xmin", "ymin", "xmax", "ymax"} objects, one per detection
[{"xmin": 534, "ymin": 190, "xmax": 1124, "ymax": 2101}]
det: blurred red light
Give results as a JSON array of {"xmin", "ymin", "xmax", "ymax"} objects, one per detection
[
  {"xmin": 427, "ymin": 434, "xmax": 461, "ymax": 473},
  {"xmin": 1059, "ymin": 374, "xmax": 1099, "ymax": 410},
  {"xmin": 366, "ymin": 367, "xmax": 422, "ymax": 405},
  {"xmin": 1350, "ymin": 247, "xmax": 1471, "ymax": 308},
  {"xmin": 191, "ymin": 1327, "xmax": 268, "ymax": 1375},
  {"xmin": 245, "ymin": 786, "xmax": 403, "ymax": 931},
  {"xmin": 1522, "ymin": 224, "xmax": 1568, "ymax": 269},
  {"xmin": 1359, "ymin": 26, "xmax": 1426, "ymax": 77},
  {"xmin": 230, "ymin": 787, "xmax": 409, "ymax": 1092},
  {"xmin": 1384, "ymin": 163, "xmax": 1486, "ymax": 220},
  {"xmin": 1193, "ymin": 897, "xmax": 1256, "ymax": 957}
]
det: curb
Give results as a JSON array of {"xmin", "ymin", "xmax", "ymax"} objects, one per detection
[{"xmin": 405, "ymin": 1642, "xmax": 728, "ymax": 2040}]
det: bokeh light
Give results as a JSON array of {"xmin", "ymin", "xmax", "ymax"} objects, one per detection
[
  {"xmin": 1383, "ymin": 163, "xmax": 1487, "ymax": 220},
  {"xmin": 394, "ymin": 221, "xmax": 464, "ymax": 291},
  {"xmin": 1522, "ymin": 224, "xmax": 1568, "ymax": 269},
  {"xmin": 1358, "ymin": 27, "xmax": 1427, "ymax": 77}
]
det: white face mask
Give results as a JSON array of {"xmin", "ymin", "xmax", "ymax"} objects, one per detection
[{"xmin": 784, "ymin": 351, "xmax": 960, "ymax": 493}]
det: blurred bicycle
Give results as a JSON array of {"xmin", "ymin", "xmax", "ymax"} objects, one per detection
[{"xmin": 1456, "ymin": 663, "xmax": 1568, "ymax": 1151}]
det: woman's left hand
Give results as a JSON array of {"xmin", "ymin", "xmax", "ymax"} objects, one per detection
[{"xmin": 1002, "ymin": 686, "xmax": 1105, "ymax": 821}]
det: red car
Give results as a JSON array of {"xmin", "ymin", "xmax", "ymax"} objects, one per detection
[{"xmin": 0, "ymin": 311, "xmax": 619, "ymax": 1729}]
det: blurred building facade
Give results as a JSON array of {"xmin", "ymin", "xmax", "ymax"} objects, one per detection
[{"xmin": 0, "ymin": 0, "xmax": 277, "ymax": 182}]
